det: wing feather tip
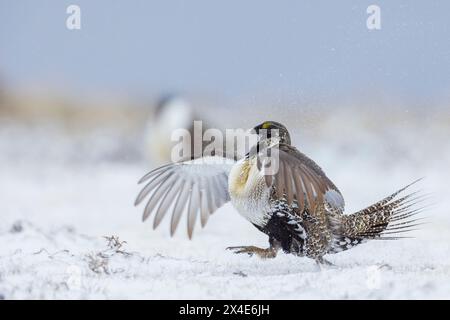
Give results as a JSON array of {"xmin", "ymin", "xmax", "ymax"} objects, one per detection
[{"xmin": 134, "ymin": 197, "xmax": 142, "ymax": 207}]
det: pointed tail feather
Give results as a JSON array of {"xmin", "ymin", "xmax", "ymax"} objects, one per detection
[{"xmin": 328, "ymin": 179, "xmax": 428, "ymax": 254}]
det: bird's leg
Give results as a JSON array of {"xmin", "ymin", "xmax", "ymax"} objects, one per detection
[{"xmin": 226, "ymin": 245, "xmax": 279, "ymax": 259}]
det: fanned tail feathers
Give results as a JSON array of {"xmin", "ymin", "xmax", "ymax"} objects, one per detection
[{"xmin": 328, "ymin": 178, "xmax": 428, "ymax": 254}]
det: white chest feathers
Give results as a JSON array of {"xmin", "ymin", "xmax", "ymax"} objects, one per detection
[{"xmin": 228, "ymin": 158, "xmax": 271, "ymax": 226}]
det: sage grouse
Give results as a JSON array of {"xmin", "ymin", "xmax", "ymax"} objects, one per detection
[
  {"xmin": 135, "ymin": 121, "xmax": 424, "ymax": 264},
  {"xmin": 144, "ymin": 95, "xmax": 199, "ymax": 166},
  {"xmin": 144, "ymin": 94, "xmax": 225, "ymax": 166}
]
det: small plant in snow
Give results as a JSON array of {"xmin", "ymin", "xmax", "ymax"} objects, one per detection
[
  {"xmin": 103, "ymin": 235, "xmax": 130, "ymax": 256},
  {"xmin": 86, "ymin": 252, "xmax": 110, "ymax": 274},
  {"xmin": 85, "ymin": 235, "xmax": 131, "ymax": 275}
]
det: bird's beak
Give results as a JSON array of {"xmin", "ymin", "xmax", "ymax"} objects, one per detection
[{"xmin": 247, "ymin": 126, "xmax": 260, "ymax": 139}]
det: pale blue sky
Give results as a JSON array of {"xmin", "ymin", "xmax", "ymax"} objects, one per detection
[{"xmin": 1, "ymin": 1, "xmax": 449, "ymax": 104}]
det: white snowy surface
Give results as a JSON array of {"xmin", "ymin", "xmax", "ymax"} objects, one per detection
[{"xmin": 1, "ymin": 114, "xmax": 450, "ymax": 300}]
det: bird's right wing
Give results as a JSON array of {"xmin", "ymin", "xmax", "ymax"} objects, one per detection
[
  {"xmin": 135, "ymin": 156, "xmax": 235, "ymax": 238},
  {"xmin": 259, "ymin": 144, "xmax": 345, "ymax": 214}
]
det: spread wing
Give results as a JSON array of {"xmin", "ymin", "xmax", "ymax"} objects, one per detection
[
  {"xmin": 259, "ymin": 144, "xmax": 344, "ymax": 214},
  {"xmin": 135, "ymin": 156, "xmax": 235, "ymax": 238}
]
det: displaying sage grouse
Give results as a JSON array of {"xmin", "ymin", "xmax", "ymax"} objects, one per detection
[
  {"xmin": 144, "ymin": 94, "xmax": 231, "ymax": 166},
  {"xmin": 135, "ymin": 121, "xmax": 424, "ymax": 264},
  {"xmin": 144, "ymin": 95, "xmax": 200, "ymax": 166}
]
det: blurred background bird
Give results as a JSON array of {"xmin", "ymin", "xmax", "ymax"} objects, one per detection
[
  {"xmin": 143, "ymin": 94, "xmax": 232, "ymax": 166},
  {"xmin": 144, "ymin": 94, "xmax": 197, "ymax": 166}
]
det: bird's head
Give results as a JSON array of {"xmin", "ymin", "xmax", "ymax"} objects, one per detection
[{"xmin": 252, "ymin": 121, "xmax": 291, "ymax": 145}]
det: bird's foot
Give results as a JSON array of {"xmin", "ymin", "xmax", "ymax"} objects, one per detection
[
  {"xmin": 226, "ymin": 246, "xmax": 277, "ymax": 259},
  {"xmin": 315, "ymin": 257, "xmax": 337, "ymax": 270}
]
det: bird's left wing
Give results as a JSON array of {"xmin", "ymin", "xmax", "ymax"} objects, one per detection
[{"xmin": 135, "ymin": 156, "xmax": 235, "ymax": 238}]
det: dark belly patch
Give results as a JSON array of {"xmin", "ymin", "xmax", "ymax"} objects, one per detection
[{"xmin": 253, "ymin": 202, "xmax": 307, "ymax": 255}]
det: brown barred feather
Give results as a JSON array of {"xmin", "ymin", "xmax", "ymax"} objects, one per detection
[{"xmin": 327, "ymin": 179, "xmax": 426, "ymax": 254}]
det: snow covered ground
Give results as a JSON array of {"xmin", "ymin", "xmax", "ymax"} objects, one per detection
[{"xmin": 1, "ymin": 108, "xmax": 450, "ymax": 299}]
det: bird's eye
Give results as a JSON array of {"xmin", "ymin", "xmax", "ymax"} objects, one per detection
[{"xmin": 262, "ymin": 122, "xmax": 271, "ymax": 129}]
